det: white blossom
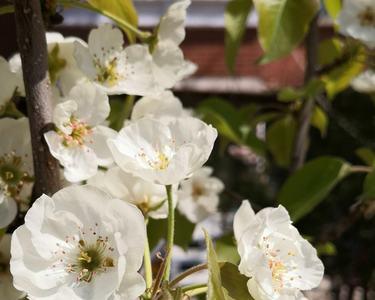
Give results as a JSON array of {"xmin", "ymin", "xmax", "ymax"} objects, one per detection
[
  {"xmin": 44, "ymin": 81, "xmax": 116, "ymax": 182},
  {"xmin": 10, "ymin": 185, "xmax": 146, "ymax": 300},
  {"xmin": 0, "ymin": 118, "xmax": 33, "ymax": 229},
  {"xmin": 177, "ymin": 166, "xmax": 224, "ymax": 223},
  {"xmin": 234, "ymin": 201, "xmax": 324, "ymax": 300},
  {"xmin": 351, "ymin": 69, "xmax": 375, "ymax": 93},
  {"xmin": 108, "ymin": 117, "xmax": 217, "ymax": 185},
  {"xmin": 338, "ymin": 0, "xmax": 375, "ymax": 48},
  {"xmin": 151, "ymin": 0, "xmax": 197, "ymax": 89},
  {"xmin": 88, "ymin": 166, "xmax": 177, "ymax": 219},
  {"xmin": 0, "ymin": 57, "xmax": 23, "ymax": 111},
  {"xmin": 0, "ymin": 234, "xmax": 25, "ymax": 299},
  {"xmin": 131, "ymin": 90, "xmax": 190, "ymax": 122},
  {"xmin": 74, "ymin": 24, "xmax": 156, "ymax": 96}
]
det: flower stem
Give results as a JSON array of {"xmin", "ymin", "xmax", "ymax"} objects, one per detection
[
  {"xmin": 169, "ymin": 263, "xmax": 208, "ymax": 287},
  {"xmin": 163, "ymin": 184, "xmax": 174, "ymax": 281},
  {"xmin": 144, "ymin": 219, "xmax": 153, "ymax": 297},
  {"xmin": 182, "ymin": 284, "xmax": 208, "ymax": 297},
  {"xmin": 350, "ymin": 165, "xmax": 373, "ymax": 173}
]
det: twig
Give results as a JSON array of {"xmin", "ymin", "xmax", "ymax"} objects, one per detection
[
  {"xmin": 290, "ymin": 15, "xmax": 319, "ymax": 172},
  {"xmin": 169, "ymin": 263, "xmax": 208, "ymax": 288},
  {"xmin": 14, "ymin": 0, "xmax": 61, "ymax": 199}
]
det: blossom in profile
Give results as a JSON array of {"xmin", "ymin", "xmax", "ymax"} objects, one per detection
[
  {"xmin": 0, "ymin": 234, "xmax": 26, "ymax": 299},
  {"xmin": 150, "ymin": 0, "xmax": 197, "ymax": 89},
  {"xmin": 88, "ymin": 166, "xmax": 177, "ymax": 219},
  {"xmin": 177, "ymin": 166, "xmax": 224, "ymax": 223},
  {"xmin": 108, "ymin": 117, "xmax": 217, "ymax": 185},
  {"xmin": 351, "ymin": 69, "xmax": 375, "ymax": 93},
  {"xmin": 0, "ymin": 118, "xmax": 33, "ymax": 229},
  {"xmin": 44, "ymin": 81, "xmax": 116, "ymax": 182},
  {"xmin": 131, "ymin": 90, "xmax": 191, "ymax": 122},
  {"xmin": 10, "ymin": 185, "xmax": 146, "ymax": 300},
  {"xmin": 74, "ymin": 24, "xmax": 156, "ymax": 96},
  {"xmin": 234, "ymin": 201, "xmax": 324, "ymax": 300},
  {"xmin": 338, "ymin": 0, "xmax": 375, "ymax": 48}
]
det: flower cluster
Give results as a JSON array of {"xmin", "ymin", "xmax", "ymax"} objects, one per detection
[{"xmin": 0, "ymin": 0, "xmax": 331, "ymax": 299}]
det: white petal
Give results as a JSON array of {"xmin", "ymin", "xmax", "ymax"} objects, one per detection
[
  {"xmin": 89, "ymin": 125, "xmax": 117, "ymax": 167},
  {"xmin": 233, "ymin": 200, "xmax": 256, "ymax": 242},
  {"xmin": 53, "ymin": 100, "xmax": 77, "ymax": 133},
  {"xmin": 74, "ymin": 40, "xmax": 97, "ymax": 80},
  {"xmin": 0, "ymin": 56, "xmax": 18, "ymax": 107},
  {"xmin": 0, "ymin": 196, "xmax": 17, "ymax": 229}
]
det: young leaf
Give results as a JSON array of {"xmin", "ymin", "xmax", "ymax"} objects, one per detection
[
  {"xmin": 311, "ymin": 106, "xmax": 328, "ymax": 137},
  {"xmin": 318, "ymin": 38, "xmax": 344, "ymax": 67},
  {"xmin": 220, "ymin": 262, "xmax": 254, "ymax": 300},
  {"xmin": 278, "ymin": 156, "xmax": 351, "ymax": 221},
  {"xmin": 205, "ymin": 231, "xmax": 227, "ymax": 300},
  {"xmin": 225, "ymin": 0, "xmax": 253, "ymax": 72},
  {"xmin": 253, "ymin": 0, "xmax": 320, "ymax": 63},
  {"xmin": 87, "ymin": 0, "xmax": 138, "ymax": 43},
  {"xmin": 215, "ymin": 234, "xmax": 240, "ymax": 265},
  {"xmin": 356, "ymin": 148, "xmax": 375, "ymax": 167},
  {"xmin": 266, "ymin": 115, "xmax": 296, "ymax": 168},
  {"xmin": 323, "ymin": 0, "xmax": 341, "ymax": 20}
]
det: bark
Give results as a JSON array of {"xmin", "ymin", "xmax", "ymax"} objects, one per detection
[
  {"xmin": 290, "ymin": 15, "xmax": 319, "ymax": 173},
  {"xmin": 14, "ymin": 0, "xmax": 60, "ymax": 199}
]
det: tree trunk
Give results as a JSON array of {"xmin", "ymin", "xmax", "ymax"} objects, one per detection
[{"xmin": 14, "ymin": 0, "xmax": 60, "ymax": 199}]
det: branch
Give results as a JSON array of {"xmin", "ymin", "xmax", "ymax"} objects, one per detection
[
  {"xmin": 290, "ymin": 15, "xmax": 319, "ymax": 173},
  {"xmin": 14, "ymin": 0, "xmax": 61, "ymax": 199}
]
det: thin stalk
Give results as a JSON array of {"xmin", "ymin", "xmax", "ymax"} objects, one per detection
[
  {"xmin": 181, "ymin": 283, "xmax": 207, "ymax": 293},
  {"xmin": 184, "ymin": 285, "xmax": 208, "ymax": 297},
  {"xmin": 163, "ymin": 184, "xmax": 174, "ymax": 281},
  {"xmin": 144, "ymin": 219, "xmax": 153, "ymax": 297},
  {"xmin": 169, "ymin": 263, "xmax": 208, "ymax": 287},
  {"xmin": 350, "ymin": 165, "xmax": 373, "ymax": 174},
  {"xmin": 58, "ymin": 0, "xmax": 151, "ymax": 40}
]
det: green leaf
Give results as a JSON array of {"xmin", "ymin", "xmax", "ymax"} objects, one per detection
[
  {"xmin": 321, "ymin": 44, "xmax": 366, "ymax": 99},
  {"xmin": 318, "ymin": 38, "xmax": 344, "ymax": 67},
  {"xmin": 253, "ymin": 0, "xmax": 320, "ymax": 63},
  {"xmin": 363, "ymin": 171, "xmax": 375, "ymax": 199},
  {"xmin": 278, "ymin": 156, "xmax": 351, "ymax": 221},
  {"xmin": 277, "ymin": 79, "xmax": 324, "ymax": 102},
  {"xmin": 355, "ymin": 148, "xmax": 375, "ymax": 167},
  {"xmin": 0, "ymin": 5, "xmax": 14, "ymax": 15},
  {"xmin": 266, "ymin": 115, "xmax": 296, "ymax": 168},
  {"xmin": 205, "ymin": 231, "xmax": 227, "ymax": 300},
  {"xmin": 316, "ymin": 242, "xmax": 337, "ymax": 256},
  {"xmin": 220, "ymin": 262, "xmax": 254, "ymax": 300},
  {"xmin": 323, "ymin": 0, "xmax": 341, "ymax": 20},
  {"xmin": 87, "ymin": 0, "xmax": 138, "ymax": 43},
  {"xmin": 225, "ymin": 0, "xmax": 253, "ymax": 72},
  {"xmin": 311, "ymin": 105, "xmax": 328, "ymax": 137},
  {"xmin": 148, "ymin": 210, "xmax": 195, "ymax": 251},
  {"xmin": 215, "ymin": 235, "xmax": 240, "ymax": 265}
]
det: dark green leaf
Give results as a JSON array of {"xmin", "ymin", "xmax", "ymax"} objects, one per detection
[
  {"xmin": 363, "ymin": 171, "xmax": 375, "ymax": 199},
  {"xmin": 355, "ymin": 148, "xmax": 375, "ymax": 167},
  {"xmin": 225, "ymin": 0, "xmax": 253, "ymax": 72},
  {"xmin": 220, "ymin": 262, "xmax": 254, "ymax": 300},
  {"xmin": 278, "ymin": 156, "xmax": 351, "ymax": 221},
  {"xmin": 318, "ymin": 38, "xmax": 344, "ymax": 67}
]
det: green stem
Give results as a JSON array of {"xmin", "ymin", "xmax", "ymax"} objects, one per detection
[
  {"xmin": 350, "ymin": 165, "xmax": 373, "ymax": 173},
  {"xmin": 183, "ymin": 284, "xmax": 208, "ymax": 297},
  {"xmin": 58, "ymin": 0, "xmax": 151, "ymax": 40},
  {"xmin": 163, "ymin": 184, "xmax": 174, "ymax": 281},
  {"xmin": 169, "ymin": 263, "xmax": 208, "ymax": 287},
  {"xmin": 144, "ymin": 219, "xmax": 153, "ymax": 297}
]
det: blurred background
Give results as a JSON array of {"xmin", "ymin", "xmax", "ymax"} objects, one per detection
[{"xmin": 1, "ymin": 1, "xmax": 374, "ymax": 299}]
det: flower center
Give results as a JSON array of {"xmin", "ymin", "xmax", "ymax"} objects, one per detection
[
  {"xmin": 94, "ymin": 56, "xmax": 120, "ymax": 86},
  {"xmin": 59, "ymin": 117, "xmax": 92, "ymax": 147},
  {"xmin": 150, "ymin": 152, "xmax": 170, "ymax": 170},
  {"xmin": 0, "ymin": 153, "xmax": 33, "ymax": 200},
  {"xmin": 52, "ymin": 224, "xmax": 116, "ymax": 283},
  {"xmin": 358, "ymin": 7, "xmax": 375, "ymax": 27},
  {"xmin": 268, "ymin": 259, "xmax": 286, "ymax": 290}
]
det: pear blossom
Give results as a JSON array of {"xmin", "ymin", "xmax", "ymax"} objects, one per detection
[
  {"xmin": 131, "ymin": 90, "xmax": 190, "ymax": 121},
  {"xmin": 150, "ymin": 0, "xmax": 197, "ymax": 89},
  {"xmin": 108, "ymin": 117, "xmax": 217, "ymax": 185},
  {"xmin": 177, "ymin": 166, "xmax": 224, "ymax": 223},
  {"xmin": 88, "ymin": 166, "xmax": 177, "ymax": 219},
  {"xmin": 234, "ymin": 201, "xmax": 324, "ymax": 300},
  {"xmin": 0, "ymin": 118, "xmax": 33, "ymax": 229},
  {"xmin": 74, "ymin": 24, "xmax": 157, "ymax": 96},
  {"xmin": 10, "ymin": 185, "xmax": 146, "ymax": 300},
  {"xmin": 351, "ymin": 69, "xmax": 375, "ymax": 93},
  {"xmin": 44, "ymin": 81, "xmax": 116, "ymax": 182},
  {"xmin": 0, "ymin": 234, "xmax": 25, "ymax": 299},
  {"xmin": 0, "ymin": 57, "xmax": 23, "ymax": 111},
  {"xmin": 338, "ymin": 0, "xmax": 375, "ymax": 48}
]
